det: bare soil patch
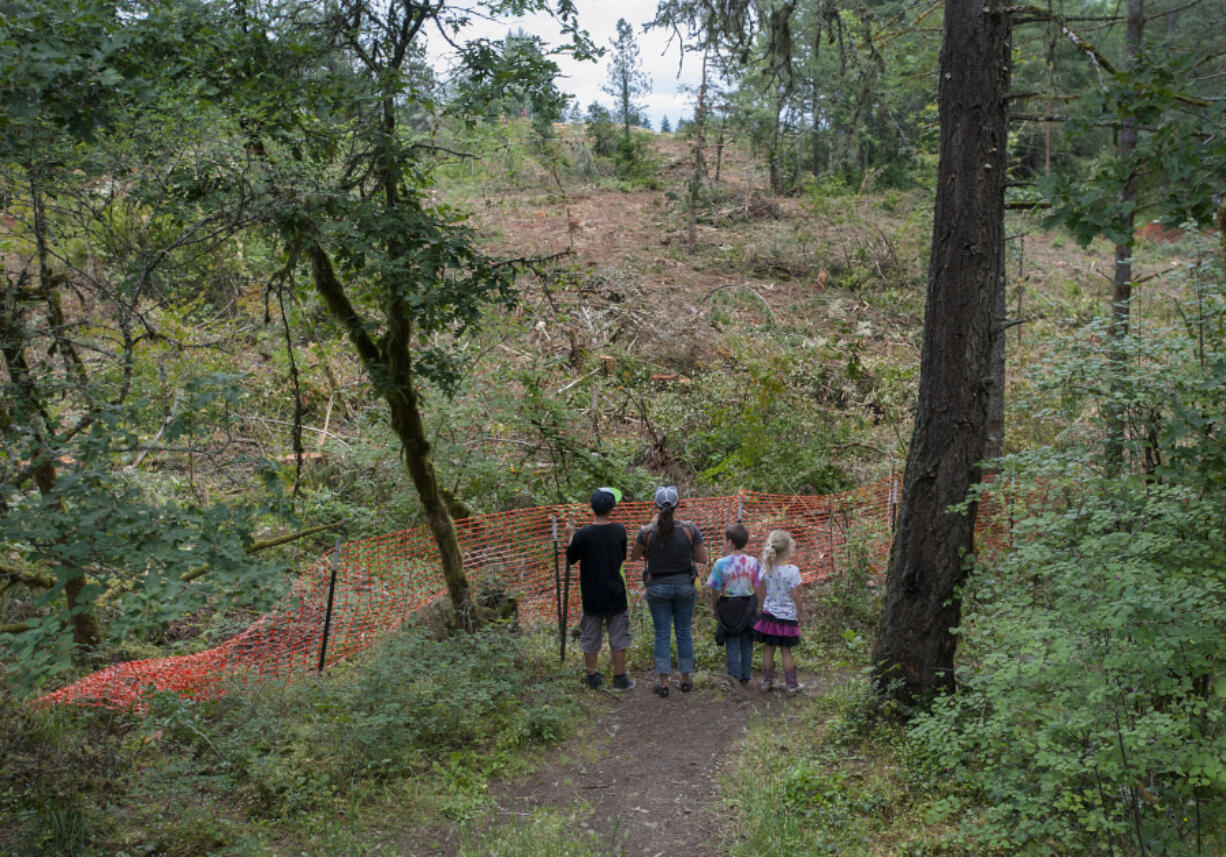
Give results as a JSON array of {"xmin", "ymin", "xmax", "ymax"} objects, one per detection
[
  {"xmin": 399, "ymin": 663, "xmax": 828, "ymax": 857},
  {"xmin": 488, "ymin": 668, "xmax": 823, "ymax": 856}
]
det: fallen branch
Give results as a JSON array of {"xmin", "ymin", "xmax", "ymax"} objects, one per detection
[
  {"xmin": 1, "ymin": 622, "xmax": 31, "ymax": 635},
  {"xmin": 237, "ymin": 415, "xmax": 351, "ymax": 448},
  {"xmin": 248, "ymin": 521, "xmax": 345, "ymax": 553},
  {"xmin": 556, "ymin": 367, "xmax": 602, "ymax": 395}
]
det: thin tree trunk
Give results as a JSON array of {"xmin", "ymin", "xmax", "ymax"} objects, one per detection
[
  {"xmin": 986, "ymin": 206, "xmax": 1008, "ymax": 461},
  {"xmin": 1217, "ymin": 202, "xmax": 1226, "ymax": 271},
  {"xmin": 621, "ymin": 68, "xmax": 632, "ymax": 143},
  {"xmin": 795, "ymin": 128, "xmax": 803, "ymax": 190},
  {"xmin": 872, "ymin": 0, "xmax": 1011, "ymax": 705},
  {"xmin": 688, "ymin": 53, "xmax": 709, "ymax": 253},
  {"xmin": 811, "ymin": 94, "xmax": 822, "ymax": 177},
  {"xmin": 3, "ymin": 187, "xmax": 102, "ymax": 652},
  {"xmin": 32, "ymin": 463, "xmax": 103, "ymax": 651},
  {"xmin": 1105, "ymin": 0, "xmax": 1142, "ymax": 473},
  {"xmin": 769, "ymin": 105, "xmax": 782, "ymax": 195},
  {"xmin": 388, "ymin": 354, "xmax": 472, "ymax": 630}
]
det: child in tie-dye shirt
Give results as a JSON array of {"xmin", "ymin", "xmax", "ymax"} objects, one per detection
[{"xmin": 707, "ymin": 523, "xmax": 760, "ymax": 685}]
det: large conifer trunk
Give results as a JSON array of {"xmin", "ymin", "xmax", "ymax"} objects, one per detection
[{"xmin": 872, "ymin": 0, "xmax": 1011, "ymax": 704}]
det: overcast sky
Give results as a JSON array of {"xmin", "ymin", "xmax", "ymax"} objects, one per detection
[{"xmin": 436, "ymin": 0, "xmax": 705, "ymax": 130}]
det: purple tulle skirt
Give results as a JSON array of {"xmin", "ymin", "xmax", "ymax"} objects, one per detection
[{"xmin": 753, "ymin": 611, "xmax": 801, "ymax": 648}]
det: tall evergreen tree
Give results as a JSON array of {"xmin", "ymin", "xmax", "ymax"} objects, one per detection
[
  {"xmin": 602, "ymin": 18, "xmax": 651, "ymax": 142},
  {"xmin": 872, "ymin": 0, "xmax": 1012, "ymax": 705}
]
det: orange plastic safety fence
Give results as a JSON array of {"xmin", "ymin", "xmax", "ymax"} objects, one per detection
[{"xmin": 36, "ymin": 476, "xmax": 1007, "ymax": 711}]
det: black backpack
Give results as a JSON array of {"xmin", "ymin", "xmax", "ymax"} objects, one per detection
[{"xmin": 642, "ymin": 522, "xmax": 698, "ymax": 583}]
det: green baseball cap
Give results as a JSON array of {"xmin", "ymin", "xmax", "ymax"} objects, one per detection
[{"xmin": 597, "ymin": 486, "xmax": 623, "ymax": 503}]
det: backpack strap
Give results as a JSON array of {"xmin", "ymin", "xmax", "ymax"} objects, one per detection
[{"xmin": 644, "ymin": 522, "xmax": 695, "ymax": 551}]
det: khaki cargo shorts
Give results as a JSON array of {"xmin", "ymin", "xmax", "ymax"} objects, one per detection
[{"xmin": 579, "ymin": 610, "xmax": 631, "ymax": 654}]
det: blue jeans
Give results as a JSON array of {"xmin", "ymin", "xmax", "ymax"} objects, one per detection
[
  {"xmin": 724, "ymin": 632, "xmax": 754, "ymax": 681},
  {"xmin": 645, "ymin": 581, "xmax": 696, "ymax": 676}
]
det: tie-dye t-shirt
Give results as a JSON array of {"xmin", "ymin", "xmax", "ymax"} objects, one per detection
[
  {"xmin": 706, "ymin": 554, "xmax": 761, "ymax": 597},
  {"xmin": 759, "ymin": 563, "xmax": 802, "ymax": 621}
]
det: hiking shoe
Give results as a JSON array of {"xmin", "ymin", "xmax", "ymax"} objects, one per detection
[
  {"xmin": 584, "ymin": 671, "xmax": 604, "ymax": 690},
  {"xmin": 760, "ymin": 678, "xmax": 773, "ymax": 693},
  {"xmin": 612, "ymin": 674, "xmax": 636, "ymax": 692},
  {"xmin": 784, "ymin": 667, "xmax": 801, "ymax": 695}
]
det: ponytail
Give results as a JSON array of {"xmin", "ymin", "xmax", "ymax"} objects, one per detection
[
  {"xmin": 657, "ymin": 505, "xmax": 675, "ymax": 542},
  {"xmin": 760, "ymin": 529, "xmax": 795, "ymax": 576}
]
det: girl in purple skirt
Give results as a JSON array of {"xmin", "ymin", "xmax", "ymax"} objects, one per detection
[{"xmin": 752, "ymin": 530, "xmax": 804, "ymax": 694}]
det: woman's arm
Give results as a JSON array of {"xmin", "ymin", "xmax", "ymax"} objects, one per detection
[
  {"xmin": 692, "ymin": 540, "xmax": 709, "ymax": 565},
  {"xmin": 628, "ymin": 532, "xmax": 645, "ymax": 562}
]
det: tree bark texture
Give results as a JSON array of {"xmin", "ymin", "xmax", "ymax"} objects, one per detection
[
  {"xmin": 872, "ymin": 0, "xmax": 1011, "ymax": 705},
  {"xmin": 985, "ymin": 204, "xmax": 1008, "ymax": 462}
]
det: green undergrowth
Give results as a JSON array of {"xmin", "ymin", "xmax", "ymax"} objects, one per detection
[
  {"xmin": 0, "ymin": 624, "xmax": 585, "ymax": 856},
  {"xmin": 720, "ymin": 679, "xmax": 979, "ymax": 857}
]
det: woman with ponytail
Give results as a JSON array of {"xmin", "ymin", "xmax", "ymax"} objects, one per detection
[
  {"xmin": 629, "ymin": 486, "xmax": 708, "ymax": 697},
  {"xmin": 752, "ymin": 530, "xmax": 804, "ymax": 694}
]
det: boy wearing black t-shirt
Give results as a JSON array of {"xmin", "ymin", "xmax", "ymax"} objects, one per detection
[{"xmin": 565, "ymin": 488, "xmax": 636, "ymax": 692}]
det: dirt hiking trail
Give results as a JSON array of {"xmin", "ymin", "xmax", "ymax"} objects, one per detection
[
  {"xmin": 495, "ymin": 668, "xmax": 821, "ymax": 856},
  {"xmin": 407, "ymin": 664, "xmax": 827, "ymax": 856}
]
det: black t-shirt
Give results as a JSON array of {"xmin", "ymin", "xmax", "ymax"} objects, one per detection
[{"xmin": 565, "ymin": 522, "xmax": 628, "ymax": 616}]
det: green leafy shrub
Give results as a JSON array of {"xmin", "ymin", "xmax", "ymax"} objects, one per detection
[
  {"xmin": 675, "ymin": 355, "xmax": 852, "ymax": 495},
  {"xmin": 210, "ymin": 626, "xmax": 582, "ymax": 817},
  {"xmin": 584, "ymin": 103, "xmax": 618, "ymax": 158},
  {"xmin": 809, "ymin": 517, "xmax": 889, "ymax": 647},
  {"xmin": 612, "ymin": 134, "xmax": 661, "ymax": 187},
  {"xmin": 0, "ymin": 379, "xmax": 289, "ymax": 692},
  {"xmin": 720, "ymin": 680, "xmax": 972, "ymax": 857}
]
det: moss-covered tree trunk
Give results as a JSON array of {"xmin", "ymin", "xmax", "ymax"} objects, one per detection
[
  {"xmin": 306, "ymin": 246, "xmax": 473, "ymax": 629},
  {"xmin": 0, "ymin": 269, "xmax": 102, "ymax": 653}
]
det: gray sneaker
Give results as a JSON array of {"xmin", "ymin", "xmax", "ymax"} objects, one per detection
[
  {"xmin": 584, "ymin": 672, "xmax": 604, "ymax": 690},
  {"xmin": 612, "ymin": 674, "xmax": 636, "ymax": 692}
]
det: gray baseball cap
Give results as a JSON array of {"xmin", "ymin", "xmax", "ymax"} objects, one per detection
[{"xmin": 653, "ymin": 485, "xmax": 679, "ymax": 509}]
